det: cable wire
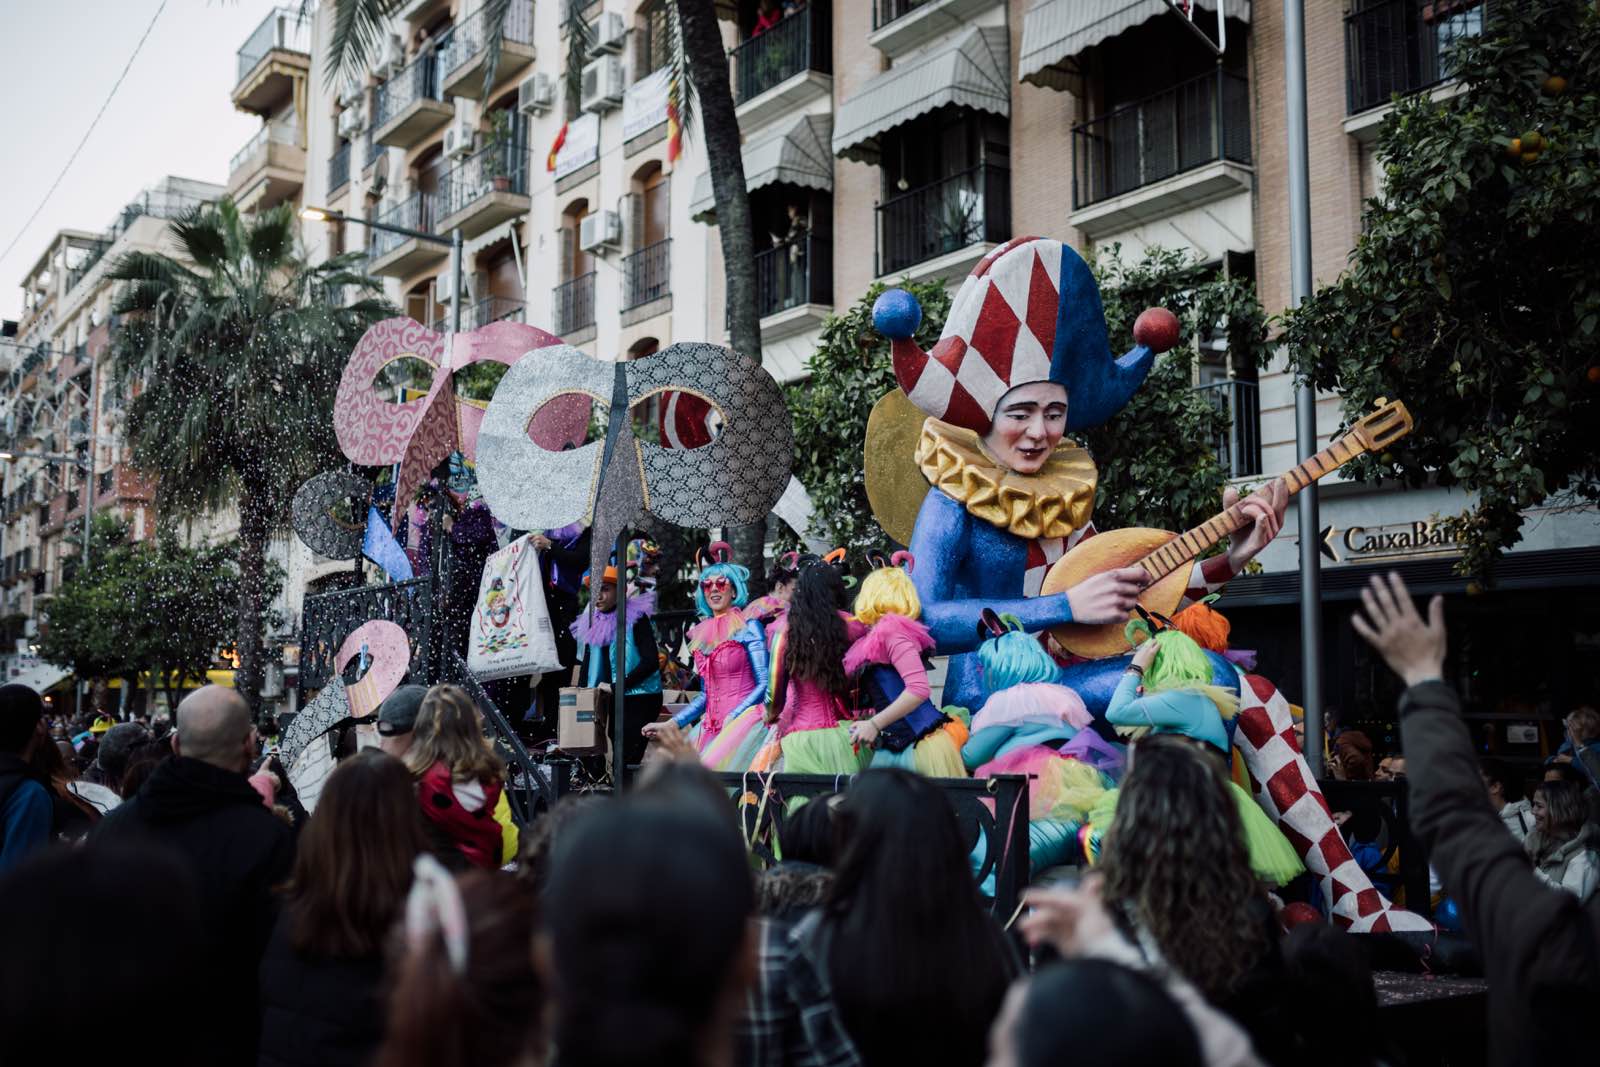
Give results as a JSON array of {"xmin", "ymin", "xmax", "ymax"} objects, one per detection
[{"xmin": 0, "ymin": 0, "xmax": 171, "ymax": 266}]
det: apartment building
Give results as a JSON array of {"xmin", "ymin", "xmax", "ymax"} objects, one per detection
[{"xmin": 0, "ymin": 178, "xmax": 222, "ymax": 696}]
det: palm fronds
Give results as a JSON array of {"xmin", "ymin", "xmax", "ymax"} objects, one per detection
[
  {"xmin": 666, "ymin": 3, "xmax": 698, "ymax": 154},
  {"xmin": 316, "ymin": 0, "xmax": 404, "ymax": 90}
]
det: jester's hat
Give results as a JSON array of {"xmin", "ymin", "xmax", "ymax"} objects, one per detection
[{"xmin": 870, "ymin": 237, "xmax": 1179, "ymax": 435}]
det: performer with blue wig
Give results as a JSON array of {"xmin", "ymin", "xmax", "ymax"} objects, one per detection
[
  {"xmin": 641, "ymin": 542, "xmax": 771, "ymax": 770},
  {"xmin": 869, "ymin": 236, "xmax": 1287, "ymax": 714}
]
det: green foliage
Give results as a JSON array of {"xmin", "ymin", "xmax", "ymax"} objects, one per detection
[
  {"xmin": 1280, "ymin": 0, "xmax": 1600, "ymax": 577},
  {"xmin": 781, "ymin": 251, "xmax": 1272, "ymax": 553},
  {"xmin": 1086, "ymin": 246, "xmax": 1272, "ymax": 533},
  {"xmin": 782, "ymin": 278, "xmax": 953, "ymax": 555},
  {"xmin": 37, "ymin": 516, "xmax": 281, "ymax": 695}
]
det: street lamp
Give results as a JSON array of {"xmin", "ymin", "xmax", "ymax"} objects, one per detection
[{"xmin": 301, "ymin": 206, "xmax": 464, "ymax": 332}]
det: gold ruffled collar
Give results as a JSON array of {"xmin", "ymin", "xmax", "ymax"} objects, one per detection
[{"xmin": 915, "ymin": 420, "xmax": 1098, "ymax": 540}]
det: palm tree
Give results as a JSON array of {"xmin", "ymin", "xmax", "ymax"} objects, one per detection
[
  {"xmin": 321, "ymin": 0, "xmax": 516, "ymax": 92},
  {"xmin": 107, "ymin": 199, "xmax": 390, "ymax": 719}
]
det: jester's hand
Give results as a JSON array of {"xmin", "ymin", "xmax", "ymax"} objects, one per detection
[{"xmin": 1224, "ymin": 481, "xmax": 1289, "ymax": 570}]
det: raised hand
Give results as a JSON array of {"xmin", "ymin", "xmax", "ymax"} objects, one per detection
[
  {"xmin": 1065, "ymin": 567, "xmax": 1147, "ymax": 625},
  {"xmin": 1350, "ymin": 572, "xmax": 1446, "ymax": 687}
]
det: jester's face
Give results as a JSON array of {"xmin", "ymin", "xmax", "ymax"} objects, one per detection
[
  {"xmin": 486, "ymin": 584, "xmax": 511, "ymax": 628},
  {"xmin": 983, "ymin": 382, "xmax": 1068, "ymax": 475}
]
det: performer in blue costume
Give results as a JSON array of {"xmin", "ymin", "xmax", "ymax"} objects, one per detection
[{"xmin": 871, "ymin": 236, "xmax": 1288, "ymax": 713}]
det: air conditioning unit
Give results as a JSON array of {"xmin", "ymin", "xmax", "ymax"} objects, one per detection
[
  {"xmin": 337, "ymin": 105, "xmax": 365, "ymax": 138},
  {"xmin": 435, "ymin": 269, "xmax": 458, "ymax": 301},
  {"xmin": 443, "ymin": 116, "xmax": 474, "ymax": 159},
  {"xmin": 580, "ymin": 56, "xmax": 624, "ymax": 114},
  {"xmin": 337, "ymin": 79, "xmax": 365, "ymax": 109},
  {"xmin": 588, "ymin": 12, "xmax": 627, "ymax": 57},
  {"xmin": 376, "ymin": 34, "xmax": 406, "ymax": 77},
  {"xmin": 579, "ymin": 210, "xmax": 621, "ymax": 252},
  {"xmin": 518, "ymin": 72, "xmax": 554, "ymax": 115}
]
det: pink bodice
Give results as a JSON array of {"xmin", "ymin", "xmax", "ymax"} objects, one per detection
[
  {"xmin": 777, "ymin": 678, "xmax": 849, "ymax": 738},
  {"xmin": 694, "ymin": 640, "xmax": 756, "ymax": 736}
]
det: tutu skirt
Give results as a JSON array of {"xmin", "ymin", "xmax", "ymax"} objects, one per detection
[
  {"xmin": 976, "ymin": 746, "xmax": 1109, "ymax": 824},
  {"xmin": 780, "ymin": 724, "xmax": 870, "ymax": 777},
  {"xmin": 870, "ymin": 719, "xmax": 968, "ymax": 777},
  {"xmin": 701, "ymin": 705, "xmax": 773, "ymax": 772}
]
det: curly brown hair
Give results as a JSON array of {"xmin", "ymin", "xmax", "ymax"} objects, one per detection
[{"xmin": 1100, "ymin": 734, "xmax": 1272, "ymax": 1002}]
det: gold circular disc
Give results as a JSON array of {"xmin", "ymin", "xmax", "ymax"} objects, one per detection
[{"xmin": 864, "ymin": 388, "xmax": 930, "ymax": 546}]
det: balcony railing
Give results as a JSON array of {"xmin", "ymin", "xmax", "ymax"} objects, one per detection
[
  {"xmin": 872, "ymin": 0, "xmax": 929, "ymax": 29},
  {"xmin": 365, "ymin": 127, "xmax": 385, "ymax": 169},
  {"xmin": 553, "ymin": 272, "xmax": 596, "ymax": 336},
  {"xmin": 877, "ymin": 164, "xmax": 1011, "ymax": 277},
  {"xmin": 622, "ymin": 239, "xmax": 672, "ymax": 311},
  {"xmin": 229, "ymin": 122, "xmax": 300, "ymax": 174},
  {"xmin": 432, "ymin": 296, "xmax": 526, "ymax": 333},
  {"xmin": 329, "ymin": 141, "xmax": 352, "ymax": 193},
  {"xmin": 754, "ymin": 234, "xmax": 832, "ymax": 318},
  {"xmin": 1345, "ymin": 0, "xmax": 1485, "ymax": 115},
  {"xmin": 440, "ymin": 0, "xmax": 535, "ymax": 79},
  {"xmin": 439, "ymin": 136, "xmax": 529, "ymax": 220},
  {"xmin": 65, "ymin": 241, "xmax": 111, "ymax": 296},
  {"xmin": 731, "ymin": 5, "xmax": 831, "ymax": 106},
  {"xmin": 376, "ymin": 48, "xmax": 447, "ymax": 129},
  {"xmin": 370, "ymin": 192, "xmax": 439, "ymax": 259},
  {"xmin": 237, "ymin": 6, "xmax": 310, "ymax": 82},
  {"xmin": 1195, "ymin": 379, "xmax": 1262, "ymax": 479},
  {"xmin": 1072, "ymin": 70, "xmax": 1251, "ymax": 210}
]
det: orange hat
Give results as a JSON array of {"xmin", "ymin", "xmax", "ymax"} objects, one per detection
[{"xmin": 584, "ymin": 566, "xmax": 619, "ymax": 587}]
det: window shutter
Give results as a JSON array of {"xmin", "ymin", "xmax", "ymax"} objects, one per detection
[
  {"xmin": 559, "ymin": 224, "xmax": 575, "ymax": 281},
  {"xmin": 620, "ymin": 193, "xmax": 643, "ymax": 253}
]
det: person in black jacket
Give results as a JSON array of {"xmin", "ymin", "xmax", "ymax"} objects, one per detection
[
  {"xmin": 259, "ymin": 749, "xmax": 429, "ymax": 1067},
  {"xmin": 1352, "ymin": 572, "xmax": 1600, "ymax": 1066},
  {"xmin": 96, "ymin": 685, "xmax": 295, "ymax": 1065}
]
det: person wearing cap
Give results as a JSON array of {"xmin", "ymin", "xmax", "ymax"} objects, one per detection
[
  {"xmin": 0, "ymin": 684, "xmax": 54, "ymax": 873},
  {"xmin": 376, "ymin": 685, "xmax": 429, "ymax": 760},
  {"xmin": 573, "ymin": 565, "xmax": 661, "ymax": 770}
]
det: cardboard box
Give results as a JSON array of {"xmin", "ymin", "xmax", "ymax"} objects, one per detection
[{"xmin": 559, "ymin": 687, "xmax": 610, "ymax": 753}]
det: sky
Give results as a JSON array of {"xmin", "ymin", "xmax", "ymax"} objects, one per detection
[{"xmin": 0, "ymin": 0, "xmax": 290, "ymax": 321}]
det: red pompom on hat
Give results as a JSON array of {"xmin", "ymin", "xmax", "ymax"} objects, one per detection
[{"xmin": 1133, "ymin": 307, "xmax": 1181, "ymax": 352}]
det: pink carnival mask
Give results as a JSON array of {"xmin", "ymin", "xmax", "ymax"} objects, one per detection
[{"xmin": 333, "ymin": 317, "xmax": 590, "ymax": 530}]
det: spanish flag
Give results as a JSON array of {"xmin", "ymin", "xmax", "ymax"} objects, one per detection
[
  {"xmin": 546, "ymin": 121, "xmax": 568, "ymax": 172},
  {"xmin": 666, "ymin": 75, "xmax": 683, "ymax": 163}
]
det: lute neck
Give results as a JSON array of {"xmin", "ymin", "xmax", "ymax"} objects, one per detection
[{"xmin": 1136, "ymin": 430, "xmax": 1365, "ymax": 583}]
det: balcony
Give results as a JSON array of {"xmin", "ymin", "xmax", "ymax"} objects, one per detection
[
  {"xmin": 553, "ymin": 272, "xmax": 596, "ymax": 339},
  {"xmin": 65, "ymin": 240, "xmax": 111, "ymax": 298},
  {"xmin": 868, "ymin": 0, "xmax": 1001, "ymax": 60},
  {"xmin": 227, "ymin": 122, "xmax": 306, "ymax": 212},
  {"xmin": 440, "ymin": 1, "xmax": 536, "ymax": 100},
  {"xmin": 233, "ymin": 6, "xmax": 310, "ymax": 116},
  {"xmin": 622, "ymin": 239, "xmax": 671, "ymax": 318},
  {"xmin": 1346, "ymin": 0, "xmax": 1484, "ymax": 117},
  {"xmin": 1068, "ymin": 70, "xmax": 1252, "ymax": 239},
  {"xmin": 367, "ymin": 192, "xmax": 448, "ymax": 277},
  {"xmin": 753, "ymin": 234, "xmax": 833, "ymax": 341},
  {"xmin": 374, "ymin": 49, "xmax": 452, "ymax": 148},
  {"xmin": 876, "ymin": 164, "xmax": 1010, "ymax": 280},
  {"xmin": 731, "ymin": 6, "xmax": 831, "ymax": 130},
  {"xmin": 436, "ymin": 138, "xmax": 531, "ymax": 239},
  {"xmin": 432, "ymin": 296, "xmax": 526, "ymax": 333},
  {"xmin": 329, "ymin": 141, "xmax": 352, "ymax": 196},
  {"xmin": 363, "ymin": 127, "xmax": 386, "ymax": 173},
  {"xmin": 1196, "ymin": 379, "xmax": 1262, "ymax": 480}
]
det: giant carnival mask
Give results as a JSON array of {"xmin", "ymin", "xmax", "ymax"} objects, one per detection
[
  {"xmin": 473, "ymin": 341, "xmax": 793, "ymax": 584},
  {"xmin": 331, "ymin": 317, "xmax": 591, "ymax": 531}
]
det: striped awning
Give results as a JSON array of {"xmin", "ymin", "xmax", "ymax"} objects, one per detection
[
  {"xmin": 832, "ymin": 25, "xmax": 1010, "ymax": 165},
  {"xmin": 690, "ymin": 113, "xmax": 834, "ymax": 223},
  {"xmin": 1019, "ymin": 0, "xmax": 1250, "ymax": 89}
]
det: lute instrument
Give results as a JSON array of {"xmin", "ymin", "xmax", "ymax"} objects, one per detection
[{"xmin": 1041, "ymin": 399, "xmax": 1415, "ymax": 659}]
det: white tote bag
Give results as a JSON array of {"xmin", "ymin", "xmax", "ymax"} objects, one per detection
[{"xmin": 467, "ymin": 533, "xmax": 563, "ymax": 681}]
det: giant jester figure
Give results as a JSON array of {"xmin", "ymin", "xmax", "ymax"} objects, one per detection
[{"xmin": 870, "ymin": 236, "xmax": 1429, "ymax": 932}]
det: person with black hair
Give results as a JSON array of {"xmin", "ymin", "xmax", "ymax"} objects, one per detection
[
  {"xmin": 0, "ymin": 841, "xmax": 210, "ymax": 1066},
  {"xmin": 543, "ymin": 793, "xmax": 756, "ymax": 1067},
  {"xmin": 775, "ymin": 769, "xmax": 1018, "ymax": 1067},
  {"xmin": 757, "ymin": 792, "xmax": 839, "ymax": 921},
  {"xmin": 986, "ymin": 961, "xmax": 1205, "ymax": 1067},
  {"xmin": 1481, "ymin": 757, "xmax": 1534, "ymax": 842},
  {"xmin": 1278, "ymin": 924, "xmax": 1392, "ymax": 1067},
  {"xmin": 0, "ymin": 684, "xmax": 53, "ymax": 874},
  {"xmin": 764, "ymin": 563, "xmax": 868, "ymax": 776},
  {"xmin": 1352, "ymin": 571, "xmax": 1600, "ymax": 1065}
]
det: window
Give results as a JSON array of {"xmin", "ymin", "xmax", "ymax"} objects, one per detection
[{"xmin": 636, "ymin": 2, "xmax": 671, "ymax": 79}]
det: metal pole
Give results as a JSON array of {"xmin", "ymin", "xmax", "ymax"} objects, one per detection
[
  {"xmin": 612, "ymin": 529, "xmax": 628, "ymax": 792},
  {"xmin": 1284, "ymin": 0, "xmax": 1323, "ymax": 776},
  {"xmin": 449, "ymin": 228, "xmax": 464, "ymax": 332}
]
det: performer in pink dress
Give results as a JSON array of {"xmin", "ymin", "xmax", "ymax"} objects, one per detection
[
  {"xmin": 642, "ymin": 543, "xmax": 770, "ymax": 769},
  {"xmin": 763, "ymin": 561, "xmax": 869, "ymax": 776}
]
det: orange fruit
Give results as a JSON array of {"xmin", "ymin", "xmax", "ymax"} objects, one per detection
[
  {"xmin": 1587, "ymin": 366, "xmax": 1600, "ymax": 383},
  {"xmin": 1466, "ymin": 581, "xmax": 1484, "ymax": 596},
  {"xmin": 1522, "ymin": 150, "xmax": 1541, "ymax": 163},
  {"xmin": 1521, "ymin": 130, "xmax": 1545, "ymax": 152},
  {"xmin": 1505, "ymin": 137, "xmax": 1522, "ymax": 159},
  {"xmin": 1390, "ymin": 325, "xmax": 1403, "ymax": 339},
  {"xmin": 1543, "ymin": 75, "xmax": 1568, "ymax": 96}
]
